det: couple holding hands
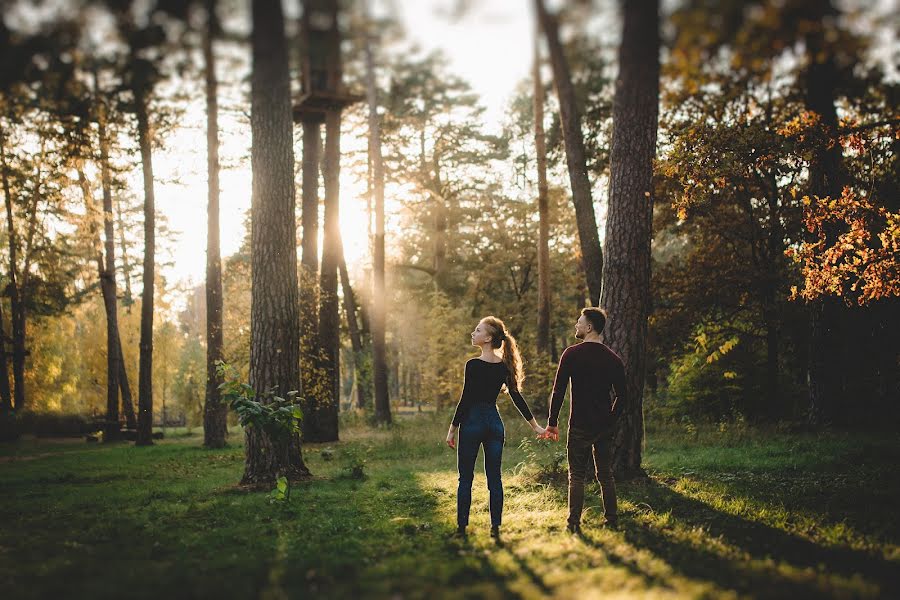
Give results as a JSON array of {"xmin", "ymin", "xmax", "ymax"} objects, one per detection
[{"xmin": 445, "ymin": 307, "xmax": 626, "ymax": 539}]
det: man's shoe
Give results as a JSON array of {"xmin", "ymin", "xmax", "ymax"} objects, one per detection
[
  {"xmin": 605, "ymin": 517, "xmax": 619, "ymax": 529},
  {"xmin": 452, "ymin": 526, "xmax": 467, "ymax": 539},
  {"xmin": 490, "ymin": 525, "xmax": 500, "ymax": 539},
  {"xmin": 565, "ymin": 522, "xmax": 581, "ymax": 534}
]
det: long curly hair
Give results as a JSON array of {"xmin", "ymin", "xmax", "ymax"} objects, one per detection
[{"xmin": 480, "ymin": 316, "xmax": 524, "ymax": 391}]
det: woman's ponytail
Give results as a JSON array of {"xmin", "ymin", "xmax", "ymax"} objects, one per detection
[{"xmin": 481, "ymin": 316, "xmax": 524, "ymax": 391}]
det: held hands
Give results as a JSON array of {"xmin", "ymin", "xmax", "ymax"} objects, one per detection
[
  {"xmin": 539, "ymin": 425, "xmax": 560, "ymax": 442},
  {"xmin": 530, "ymin": 419, "xmax": 547, "ymax": 438}
]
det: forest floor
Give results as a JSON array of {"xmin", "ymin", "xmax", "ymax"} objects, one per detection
[{"xmin": 1, "ymin": 412, "xmax": 898, "ymax": 599}]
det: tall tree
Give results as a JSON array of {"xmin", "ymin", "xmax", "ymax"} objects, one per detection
[
  {"xmin": 0, "ymin": 293, "xmax": 12, "ymax": 440},
  {"xmin": 534, "ymin": 0, "xmax": 603, "ymax": 305},
  {"xmin": 131, "ymin": 49, "xmax": 160, "ymax": 447},
  {"xmin": 243, "ymin": 0, "xmax": 310, "ymax": 485},
  {"xmin": 315, "ymin": 108, "xmax": 342, "ymax": 441},
  {"xmin": 299, "ymin": 119, "xmax": 320, "ymax": 404},
  {"xmin": 363, "ymin": 13, "xmax": 390, "ymax": 424},
  {"xmin": 601, "ymin": 0, "xmax": 660, "ymax": 479},
  {"xmin": 801, "ymin": 0, "xmax": 845, "ymax": 426},
  {"xmin": 0, "ymin": 123, "xmax": 27, "ymax": 412},
  {"xmin": 338, "ymin": 252, "xmax": 369, "ymax": 409},
  {"xmin": 202, "ymin": 0, "xmax": 227, "ymax": 448},
  {"xmin": 94, "ymin": 69, "xmax": 137, "ymax": 435},
  {"xmin": 533, "ymin": 31, "xmax": 552, "ymax": 355}
]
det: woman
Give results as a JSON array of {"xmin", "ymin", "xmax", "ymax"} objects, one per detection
[{"xmin": 446, "ymin": 316, "xmax": 546, "ymax": 539}]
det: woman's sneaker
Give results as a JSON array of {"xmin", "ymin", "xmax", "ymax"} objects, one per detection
[
  {"xmin": 490, "ymin": 525, "xmax": 500, "ymax": 539},
  {"xmin": 566, "ymin": 522, "xmax": 581, "ymax": 534}
]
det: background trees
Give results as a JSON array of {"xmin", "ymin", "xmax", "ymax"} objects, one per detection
[{"xmin": 0, "ymin": 0, "xmax": 895, "ymax": 471}]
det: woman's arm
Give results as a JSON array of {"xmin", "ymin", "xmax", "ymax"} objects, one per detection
[
  {"xmin": 447, "ymin": 361, "xmax": 475, "ymax": 448},
  {"xmin": 508, "ymin": 386, "xmax": 545, "ymax": 434}
]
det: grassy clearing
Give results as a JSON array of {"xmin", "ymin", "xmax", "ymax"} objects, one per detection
[{"xmin": 1, "ymin": 413, "xmax": 898, "ymax": 599}]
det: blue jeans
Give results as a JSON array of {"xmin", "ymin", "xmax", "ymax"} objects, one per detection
[{"xmin": 457, "ymin": 404, "xmax": 505, "ymax": 528}]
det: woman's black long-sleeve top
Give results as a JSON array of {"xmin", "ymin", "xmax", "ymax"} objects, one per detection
[{"xmin": 451, "ymin": 358, "xmax": 534, "ymax": 426}]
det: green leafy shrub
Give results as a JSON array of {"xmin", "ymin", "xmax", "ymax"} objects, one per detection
[
  {"xmin": 516, "ymin": 436, "xmax": 567, "ymax": 485},
  {"xmin": 216, "ymin": 362, "xmax": 303, "ymax": 439},
  {"xmin": 339, "ymin": 445, "xmax": 369, "ymax": 480}
]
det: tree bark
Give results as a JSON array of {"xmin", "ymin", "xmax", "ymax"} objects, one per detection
[
  {"xmin": 534, "ymin": 0, "xmax": 603, "ymax": 305},
  {"xmin": 244, "ymin": 0, "xmax": 310, "ymax": 486},
  {"xmin": 600, "ymin": 0, "xmax": 660, "ymax": 480},
  {"xmin": 0, "ymin": 296, "xmax": 12, "ymax": 413},
  {"xmin": 135, "ymin": 92, "xmax": 156, "ymax": 447},
  {"xmin": 299, "ymin": 119, "xmax": 320, "ymax": 409},
  {"xmin": 116, "ymin": 195, "xmax": 134, "ymax": 305},
  {"xmin": 364, "ymin": 23, "xmax": 391, "ymax": 424},
  {"xmin": 762, "ymin": 185, "xmax": 782, "ymax": 420},
  {"xmin": 0, "ymin": 125, "xmax": 26, "ymax": 412},
  {"xmin": 77, "ymin": 164, "xmax": 122, "ymax": 440},
  {"xmin": 203, "ymin": 0, "xmax": 227, "ymax": 448},
  {"xmin": 16, "ymin": 149, "xmax": 43, "ymax": 414},
  {"xmin": 117, "ymin": 341, "xmax": 135, "ymax": 428},
  {"xmin": 310, "ymin": 108, "xmax": 342, "ymax": 442},
  {"xmin": 338, "ymin": 253, "xmax": 370, "ymax": 409},
  {"xmin": 803, "ymin": 1, "xmax": 845, "ymax": 427},
  {"xmin": 0, "ymin": 294, "xmax": 11, "ymax": 440},
  {"xmin": 96, "ymin": 72, "xmax": 137, "ymax": 431},
  {"xmin": 533, "ymin": 32, "xmax": 552, "ymax": 355}
]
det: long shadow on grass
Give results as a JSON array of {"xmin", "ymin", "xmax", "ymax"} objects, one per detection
[
  {"xmin": 618, "ymin": 478, "xmax": 900, "ymax": 598},
  {"xmin": 577, "ymin": 530, "xmax": 676, "ymax": 592},
  {"xmin": 663, "ymin": 434, "xmax": 900, "ymax": 544},
  {"xmin": 274, "ymin": 467, "xmax": 524, "ymax": 599},
  {"xmin": 494, "ymin": 538, "xmax": 553, "ymax": 596}
]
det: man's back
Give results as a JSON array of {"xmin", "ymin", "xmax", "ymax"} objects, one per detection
[{"xmin": 548, "ymin": 341, "xmax": 626, "ymax": 433}]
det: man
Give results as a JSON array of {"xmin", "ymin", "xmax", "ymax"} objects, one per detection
[{"xmin": 543, "ymin": 307, "xmax": 626, "ymax": 533}]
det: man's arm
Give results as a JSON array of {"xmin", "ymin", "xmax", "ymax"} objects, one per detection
[
  {"xmin": 610, "ymin": 360, "xmax": 627, "ymax": 421},
  {"xmin": 547, "ymin": 349, "xmax": 572, "ymax": 428}
]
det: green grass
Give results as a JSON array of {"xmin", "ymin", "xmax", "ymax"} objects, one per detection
[{"xmin": 1, "ymin": 414, "xmax": 898, "ymax": 599}]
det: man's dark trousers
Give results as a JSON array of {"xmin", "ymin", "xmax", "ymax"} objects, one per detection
[{"xmin": 566, "ymin": 426, "xmax": 617, "ymax": 526}]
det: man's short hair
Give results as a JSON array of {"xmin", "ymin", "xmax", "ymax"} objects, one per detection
[{"xmin": 581, "ymin": 307, "xmax": 607, "ymax": 333}]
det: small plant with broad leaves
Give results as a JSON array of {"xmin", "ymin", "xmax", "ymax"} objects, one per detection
[
  {"xmin": 270, "ymin": 476, "xmax": 290, "ymax": 502},
  {"xmin": 216, "ymin": 361, "xmax": 303, "ymax": 500},
  {"xmin": 216, "ymin": 361, "xmax": 303, "ymax": 438},
  {"xmin": 339, "ymin": 445, "xmax": 369, "ymax": 480}
]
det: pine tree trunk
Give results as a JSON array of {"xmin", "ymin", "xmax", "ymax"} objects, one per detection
[
  {"xmin": 364, "ymin": 26, "xmax": 391, "ymax": 424},
  {"xmin": 96, "ymin": 78, "xmax": 135, "ymax": 434},
  {"xmin": 117, "ymin": 340, "xmax": 136, "ymax": 428},
  {"xmin": 203, "ymin": 0, "xmax": 227, "ymax": 448},
  {"xmin": 0, "ymin": 126, "xmax": 26, "ymax": 412},
  {"xmin": 312, "ymin": 108, "xmax": 342, "ymax": 442},
  {"xmin": 135, "ymin": 92, "xmax": 156, "ymax": 447},
  {"xmin": 299, "ymin": 119, "xmax": 321, "ymax": 417},
  {"xmin": 601, "ymin": 0, "xmax": 659, "ymax": 480},
  {"xmin": 77, "ymin": 165, "xmax": 122, "ymax": 440},
  {"xmin": 116, "ymin": 195, "xmax": 134, "ymax": 305},
  {"xmin": 339, "ymin": 253, "xmax": 370, "ymax": 409},
  {"xmin": 244, "ymin": 0, "xmax": 310, "ymax": 486},
  {"xmin": 0, "ymin": 299, "xmax": 12, "ymax": 413},
  {"xmin": 534, "ymin": 0, "xmax": 603, "ymax": 305},
  {"xmin": 533, "ymin": 32, "xmax": 552, "ymax": 355},
  {"xmin": 804, "ymin": 2, "xmax": 845, "ymax": 427},
  {"xmin": 762, "ymin": 174, "xmax": 783, "ymax": 420},
  {"xmin": 433, "ymin": 193, "xmax": 448, "ymax": 290},
  {"xmin": 0, "ymin": 294, "xmax": 11, "ymax": 440}
]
